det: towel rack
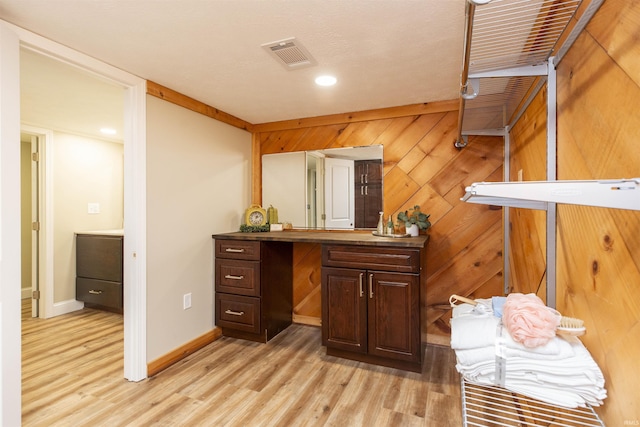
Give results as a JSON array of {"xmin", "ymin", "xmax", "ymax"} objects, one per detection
[{"xmin": 461, "ymin": 378, "xmax": 604, "ymax": 427}]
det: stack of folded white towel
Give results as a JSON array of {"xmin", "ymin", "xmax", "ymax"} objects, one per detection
[{"xmin": 450, "ymin": 300, "xmax": 607, "ymax": 408}]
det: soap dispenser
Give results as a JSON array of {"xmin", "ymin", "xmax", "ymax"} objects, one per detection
[
  {"xmin": 377, "ymin": 212, "xmax": 385, "ymax": 235},
  {"xmin": 386, "ymin": 215, "xmax": 394, "ymax": 235}
]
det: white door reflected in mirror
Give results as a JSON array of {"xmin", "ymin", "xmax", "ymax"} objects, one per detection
[{"xmin": 324, "ymin": 157, "xmax": 354, "ymax": 229}]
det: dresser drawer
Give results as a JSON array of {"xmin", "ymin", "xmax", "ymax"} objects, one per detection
[
  {"xmin": 216, "ymin": 293, "xmax": 260, "ymax": 334},
  {"xmin": 76, "ymin": 278, "xmax": 123, "ymax": 309},
  {"xmin": 215, "ymin": 239, "xmax": 261, "ymax": 260},
  {"xmin": 76, "ymin": 234, "xmax": 123, "ymax": 282},
  {"xmin": 215, "ymin": 259, "xmax": 260, "ymax": 296},
  {"xmin": 322, "ymin": 245, "xmax": 420, "ymax": 273}
]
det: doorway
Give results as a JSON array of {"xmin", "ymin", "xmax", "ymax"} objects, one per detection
[
  {"xmin": 20, "ymin": 48, "xmax": 126, "ymax": 319},
  {"xmin": 1, "ymin": 25, "xmax": 148, "ymax": 422}
]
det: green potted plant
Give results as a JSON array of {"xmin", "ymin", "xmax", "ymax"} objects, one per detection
[{"xmin": 397, "ymin": 205, "xmax": 431, "ymax": 236}]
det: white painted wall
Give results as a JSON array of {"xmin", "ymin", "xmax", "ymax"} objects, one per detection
[
  {"xmin": 146, "ymin": 95, "xmax": 251, "ymax": 361},
  {"xmin": 52, "ymin": 132, "xmax": 124, "ymax": 302}
]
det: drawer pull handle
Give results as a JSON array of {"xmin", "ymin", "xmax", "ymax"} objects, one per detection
[
  {"xmin": 359, "ymin": 273, "xmax": 364, "ymax": 297},
  {"xmin": 225, "ymin": 248, "xmax": 245, "ymax": 253},
  {"xmin": 225, "ymin": 309, "xmax": 245, "ymax": 316},
  {"xmin": 368, "ymin": 273, "xmax": 373, "ymax": 299},
  {"xmin": 224, "ymin": 274, "xmax": 244, "ymax": 280},
  {"xmin": 89, "ymin": 290, "xmax": 103, "ymax": 295}
]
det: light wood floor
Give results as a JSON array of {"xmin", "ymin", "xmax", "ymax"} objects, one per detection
[{"xmin": 22, "ymin": 299, "xmax": 462, "ymax": 426}]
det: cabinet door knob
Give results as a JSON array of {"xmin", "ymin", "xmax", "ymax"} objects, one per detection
[
  {"xmin": 369, "ymin": 273, "xmax": 374, "ymax": 298},
  {"xmin": 359, "ymin": 273, "xmax": 364, "ymax": 297},
  {"xmin": 224, "ymin": 309, "xmax": 245, "ymax": 316},
  {"xmin": 224, "ymin": 274, "xmax": 244, "ymax": 280}
]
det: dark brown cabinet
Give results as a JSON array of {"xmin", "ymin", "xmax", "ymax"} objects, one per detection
[
  {"xmin": 76, "ymin": 233, "xmax": 124, "ymax": 313},
  {"xmin": 214, "ymin": 239, "xmax": 292, "ymax": 343},
  {"xmin": 321, "ymin": 244, "xmax": 422, "ymax": 372},
  {"xmin": 354, "ymin": 159, "xmax": 383, "ymax": 228}
]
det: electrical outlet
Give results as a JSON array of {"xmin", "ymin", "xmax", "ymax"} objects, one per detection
[{"xmin": 183, "ymin": 293, "xmax": 192, "ymax": 310}]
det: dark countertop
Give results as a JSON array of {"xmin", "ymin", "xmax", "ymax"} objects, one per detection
[{"xmin": 212, "ymin": 230, "xmax": 429, "ymax": 248}]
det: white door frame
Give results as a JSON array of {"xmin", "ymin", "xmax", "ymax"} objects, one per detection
[
  {"xmin": 0, "ymin": 21, "xmax": 147, "ymax": 425},
  {"xmin": 0, "ymin": 23, "xmax": 23, "ymax": 426}
]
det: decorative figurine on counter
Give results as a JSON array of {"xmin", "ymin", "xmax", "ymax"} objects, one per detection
[
  {"xmin": 377, "ymin": 211, "xmax": 385, "ymax": 235},
  {"xmin": 267, "ymin": 205, "xmax": 278, "ymax": 224}
]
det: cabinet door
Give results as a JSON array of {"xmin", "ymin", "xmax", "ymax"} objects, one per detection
[
  {"xmin": 321, "ymin": 267, "xmax": 367, "ymax": 353},
  {"xmin": 354, "ymin": 184, "xmax": 366, "ymax": 228},
  {"xmin": 363, "ymin": 183, "xmax": 383, "ymax": 228},
  {"xmin": 367, "ymin": 271, "xmax": 420, "ymax": 363},
  {"xmin": 364, "ymin": 159, "xmax": 382, "ymax": 184},
  {"xmin": 355, "ymin": 159, "xmax": 382, "ymax": 185},
  {"xmin": 354, "ymin": 160, "xmax": 383, "ymax": 228}
]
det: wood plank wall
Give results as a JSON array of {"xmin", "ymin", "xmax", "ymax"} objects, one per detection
[
  {"xmin": 508, "ymin": 0, "xmax": 640, "ymax": 424},
  {"xmin": 508, "ymin": 85, "xmax": 548, "ymax": 299},
  {"xmin": 254, "ymin": 105, "xmax": 504, "ymax": 344}
]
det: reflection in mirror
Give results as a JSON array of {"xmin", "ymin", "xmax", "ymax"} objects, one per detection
[{"xmin": 262, "ymin": 145, "xmax": 383, "ymax": 230}]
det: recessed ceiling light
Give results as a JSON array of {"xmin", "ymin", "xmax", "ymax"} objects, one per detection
[
  {"xmin": 100, "ymin": 128, "xmax": 117, "ymax": 135},
  {"xmin": 315, "ymin": 75, "xmax": 337, "ymax": 86}
]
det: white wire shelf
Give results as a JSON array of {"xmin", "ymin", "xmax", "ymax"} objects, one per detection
[
  {"xmin": 460, "ymin": 0, "xmax": 586, "ymax": 133},
  {"xmin": 461, "ymin": 378, "xmax": 604, "ymax": 427},
  {"xmin": 461, "ymin": 178, "xmax": 640, "ymax": 211}
]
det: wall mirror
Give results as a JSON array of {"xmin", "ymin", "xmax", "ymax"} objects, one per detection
[{"xmin": 262, "ymin": 145, "xmax": 383, "ymax": 230}]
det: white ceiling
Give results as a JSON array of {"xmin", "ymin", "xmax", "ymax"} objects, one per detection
[
  {"xmin": 2, "ymin": 0, "xmax": 465, "ymax": 137},
  {"xmin": 20, "ymin": 48, "xmax": 125, "ymax": 142}
]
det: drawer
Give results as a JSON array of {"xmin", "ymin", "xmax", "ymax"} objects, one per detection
[
  {"xmin": 215, "ymin": 239, "xmax": 261, "ymax": 260},
  {"xmin": 76, "ymin": 234, "xmax": 123, "ymax": 282},
  {"xmin": 322, "ymin": 245, "xmax": 420, "ymax": 273},
  {"xmin": 215, "ymin": 259, "xmax": 260, "ymax": 296},
  {"xmin": 76, "ymin": 278, "xmax": 123, "ymax": 309},
  {"xmin": 216, "ymin": 293, "xmax": 260, "ymax": 334}
]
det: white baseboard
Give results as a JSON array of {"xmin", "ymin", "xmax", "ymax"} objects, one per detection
[
  {"xmin": 21, "ymin": 287, "xmax": 32, "ymax": 299},
  {"xmin": 50, "ymin": 299, "xmax": 84, "ymax": 318}
]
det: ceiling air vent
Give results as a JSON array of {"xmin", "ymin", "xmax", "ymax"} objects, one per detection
[{"xmin": 262, "ymin": 37, "xmax": 317, "ymax": 70}]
